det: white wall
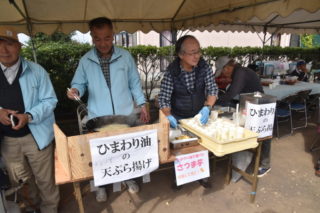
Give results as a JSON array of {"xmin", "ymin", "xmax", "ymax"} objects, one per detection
[
  {"xmin": 136, "ymin": 31, "xmax": 159, "ymax": 46},
  {"xmin": 188, "ymin": 31, "xmax": 269, "ymax": 47},
  {"xmin": 136, "ymin": 30, "xmax": 292, "ymax": 48},
  {"xmin": 280, "ymin": 34, "xmax": 291, "ymax": 47}
]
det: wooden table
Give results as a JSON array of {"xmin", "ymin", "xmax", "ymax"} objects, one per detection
[
  {"xmin": 54, "ymin": 111, "xmax": 264, "ymax": 212},
  {"xmin": 180, "ymin": 118, "xmax": 262, "ymax": 202},
  {"xmin": 225, "ymin": 137, "xmax": 271, "ymax": 202}
]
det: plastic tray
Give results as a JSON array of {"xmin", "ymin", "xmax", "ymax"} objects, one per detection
[{"xmin": 180, "ymin": 119, "xmax": 258, "ymax": 157}]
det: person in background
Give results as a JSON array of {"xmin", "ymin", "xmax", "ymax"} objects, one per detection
[
  {"xmin": 290, "ymin": 60, "xmax": 308, "ymax": 82},
  {"xmin": 158, "ymin": 35, "xmax": 218, "ymax": 188},
  {"xmin": 0, "ymin": 27, "xmax": 59, "ymax": 213},
  {"xmin": 215, "ymin": 71, "xmax": 232, "ymax": 91},
  {"xmin": 215, "ymin": 56, "xmax": 271, "ymax": 177},
  {"xmin": 67, "ymin": 17, "xmax": 149, "ymax": 202},
  {"xmin": 247, "ymin": 63, "xmax": 259, "ymax": 74},
  {"xmin": 215, "ymin": 56, "xmax": 263, "ymax": 107}
]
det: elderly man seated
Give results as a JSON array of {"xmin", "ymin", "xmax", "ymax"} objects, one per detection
[{"xmin": 290, "ymin": 60, "xmax": 309, "ymax": 82}]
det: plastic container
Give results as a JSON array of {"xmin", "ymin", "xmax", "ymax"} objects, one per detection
[{"xmin": 239, "ymin": 92, "xmax": 277, "ymax": 138}]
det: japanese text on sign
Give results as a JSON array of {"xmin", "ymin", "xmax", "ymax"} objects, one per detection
[
  {"xmin": 174, "ymin": 150, "xmax": 210, "ymax": 186},
  {"xmin": 244, "ymin": 102, "xmax": 276, "ymax": 138},
  {"xmin": 90, "ymin": 129, "xmax": 158, "ymax": 186}
]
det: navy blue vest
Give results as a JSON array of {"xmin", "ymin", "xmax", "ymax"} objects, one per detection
[
  {"xmin": 169, "ymin": 58, "xmax": 207, "ymax": 118},
  {"xmin": 0, "ymin": 64, "xmax": 30, "ymax": 137}
]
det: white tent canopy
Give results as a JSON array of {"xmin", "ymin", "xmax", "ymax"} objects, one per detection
[
  {"xmin": 1, "ymin": 0, "xmax": 320, "ymax": 35},
  {"xmin": 195, "ymin": 9, "xmax": 320, "ymax": 34}
]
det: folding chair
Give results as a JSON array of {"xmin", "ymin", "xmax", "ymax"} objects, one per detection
[
  {"xmin": 0, "ymin": 160, "xmax": 21, "ymax": 213},
  {"xmin": 307, "ymin": 93, "xmax": 320, "ymax": 112},
  {"xmin": 274, "ymin": 94, "xmax": 296, "ymax": 138},
  {"xmin": 291, "ymin": 89, "xmax": 311, "ymax": 130}
]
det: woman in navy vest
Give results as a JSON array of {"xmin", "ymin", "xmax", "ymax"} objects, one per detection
[{"xmin": 158, "ymin": 35, "xmax": 218, "ymax": 128}]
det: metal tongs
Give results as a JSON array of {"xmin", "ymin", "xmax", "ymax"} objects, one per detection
[
  {"xmin": 175, "ymin": 124, "xmax": 198, "ymax": 141},
  {"xmin": 177, "ymin": 124, "xmax": 187, "ymax": 135},
  {"xmin": 67, "ymin": 88, "xmax": 85, "ymax": 106},
  {"xmin": 67, "ymin": 88, "xmax": 96, "ymax": 121}
]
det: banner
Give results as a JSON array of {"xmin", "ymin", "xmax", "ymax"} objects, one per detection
[{"xmin": 90, "ymin": 129, "xmax": 158, "ymax": 186}]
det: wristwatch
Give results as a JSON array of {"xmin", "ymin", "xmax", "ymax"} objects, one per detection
[{"xmin": 25, "ymin": 112, "xmax": 33, "ymax": 122}]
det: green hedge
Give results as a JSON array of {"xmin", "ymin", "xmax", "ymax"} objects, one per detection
[
  {"xmin": 22, "ymin": 42, "xmax": 91, "ymax": 116},
  {"xmin": 202, "ymin": 46, "xmax": 320, "ymax": 66},
  {"xmin": 21, "ymin": 43, "xmax": 320, "ymax": 115}
]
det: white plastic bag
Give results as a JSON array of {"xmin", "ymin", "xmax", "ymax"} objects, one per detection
[{"xmin": 231, "ymin": 151, "xmax": 253, "ymax": 182}]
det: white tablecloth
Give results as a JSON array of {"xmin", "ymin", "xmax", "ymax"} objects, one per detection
[{"xmin": 263, "ymin": 81, "xmax": 320, "ymax": 100}]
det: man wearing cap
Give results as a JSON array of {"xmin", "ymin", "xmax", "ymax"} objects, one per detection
[
  {"xmin": 0, "ymin": 27, "xmax": 59, "ymax": 212},
  {"xmin": 215, "ymin": 56, "xmax": 263, "ymax": 106},
  {"xmin": 290, "ymin": 60, "xmax": 308, "ymax": 82}
]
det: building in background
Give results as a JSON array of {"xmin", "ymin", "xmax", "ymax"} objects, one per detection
[
  {"xmin": 19, "ymin": 30, "xmax": 292, "ymax": 48},
  {"xmin": 135, "ymin": 30, "xmax": 291, "ymax": 48}
]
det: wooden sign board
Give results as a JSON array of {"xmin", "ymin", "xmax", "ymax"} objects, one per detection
[{"xmin": 54, "ymin": 111, "xmax": 169, "ymax": 184}]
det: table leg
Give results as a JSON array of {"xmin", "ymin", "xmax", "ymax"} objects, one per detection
[
  {"xmin": 73, "ymin": 182, "xmax": 85, "ymax": 213},
  {"xmin": 225, "ymin": 156, "xmax": 232, "ymax": 185},
  {"xmin": 250, "ymin": 142, "xmax": 262, "ymax": 203}
]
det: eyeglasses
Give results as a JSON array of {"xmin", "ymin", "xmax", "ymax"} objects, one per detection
[{"xmin": 183, "ymin": 50, "xmax": 202, "ymax": 57}]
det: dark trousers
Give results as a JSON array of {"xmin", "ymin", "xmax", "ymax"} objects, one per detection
[{"xmin": 260, "ymin": 139, "xmax": 272, "ymax": 169}]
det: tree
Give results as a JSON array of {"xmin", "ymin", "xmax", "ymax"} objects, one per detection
[
  {"xmin": 27, "ymin": 31, "xmax": 76, "ymax": 48},
  {"xmin": 22, "ymin": 34, "xmax": 90, "ymax": 116},
  {"xmin": 300, "ymin": 34, "xmax": 314, "ymax": 48}
]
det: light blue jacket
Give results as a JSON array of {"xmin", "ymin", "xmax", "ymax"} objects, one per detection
[
  {"xmin": 71, "ymin": 47, "xmax": 145, "ymax": 119},
  {"xmin": 19, "ymin": 57, "xmax": 57, "ymax": 150}
]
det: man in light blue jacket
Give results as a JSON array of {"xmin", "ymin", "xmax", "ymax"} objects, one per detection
[
  {"xmin": 68, "ymin": 17, "xmax": 149, "ymax": 122},
  {"xmin": 67, "ymin": 17, "xmax": 149, "ymax": 202},
  {"xmin": 0, "ymin": 27, "xmax": 59, "ymax": 213}
]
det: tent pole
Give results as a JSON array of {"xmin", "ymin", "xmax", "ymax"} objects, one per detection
[
  {"xmin": 170, "ymin": 29, "xmax": 177, "ymax": 59},
  {"xmin": 258, "ymin": 26, "xmax": 267, "ymax": 75},
  {"xmin": 21, "ymin": 0, "xmax": 37, "ymax": 63},
  {"xmin": 262, "ymin": 26, "xmax": 267, "ymax": 47},
  {"xmin": 29, "ymin": 37, "xmax": 38, "ymax": 63},
  {"xmin": 9, "ymin": 0, "xmax": 37, "ymax": 62},
  {"xmin": 253, "ymin": 26, "xmax": 264, "ymax": 44}
]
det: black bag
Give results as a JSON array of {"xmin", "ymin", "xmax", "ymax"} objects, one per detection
[
  {"xmin": 0, "ymin": 168, "xmax": 10, "ymax": 190},
  {"xmin": 0, "ymin": 135, "xmax": 10, "ymax": 190}
]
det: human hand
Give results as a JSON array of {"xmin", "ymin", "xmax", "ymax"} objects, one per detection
[
  {"xmin": 166, "ymin": 115, "xmax": 178, "ymax": 128},
  {"xmin": 199, "ymin": 106, "xmax": 210, "ymax": 125},
  {"xmin": 0, "ymin": 108, "xmax": 17, "ymax": 126},
  {"xmin": 11, "ymin": 113, "xmax": 28, "ymax": 130},
  {"xmin": 140, "ymin": 105, "xmax": 150, "ymax": 123},
  {"xmin": 67, "ymin": 88, "xmax": 80, "ymax": 100}
]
